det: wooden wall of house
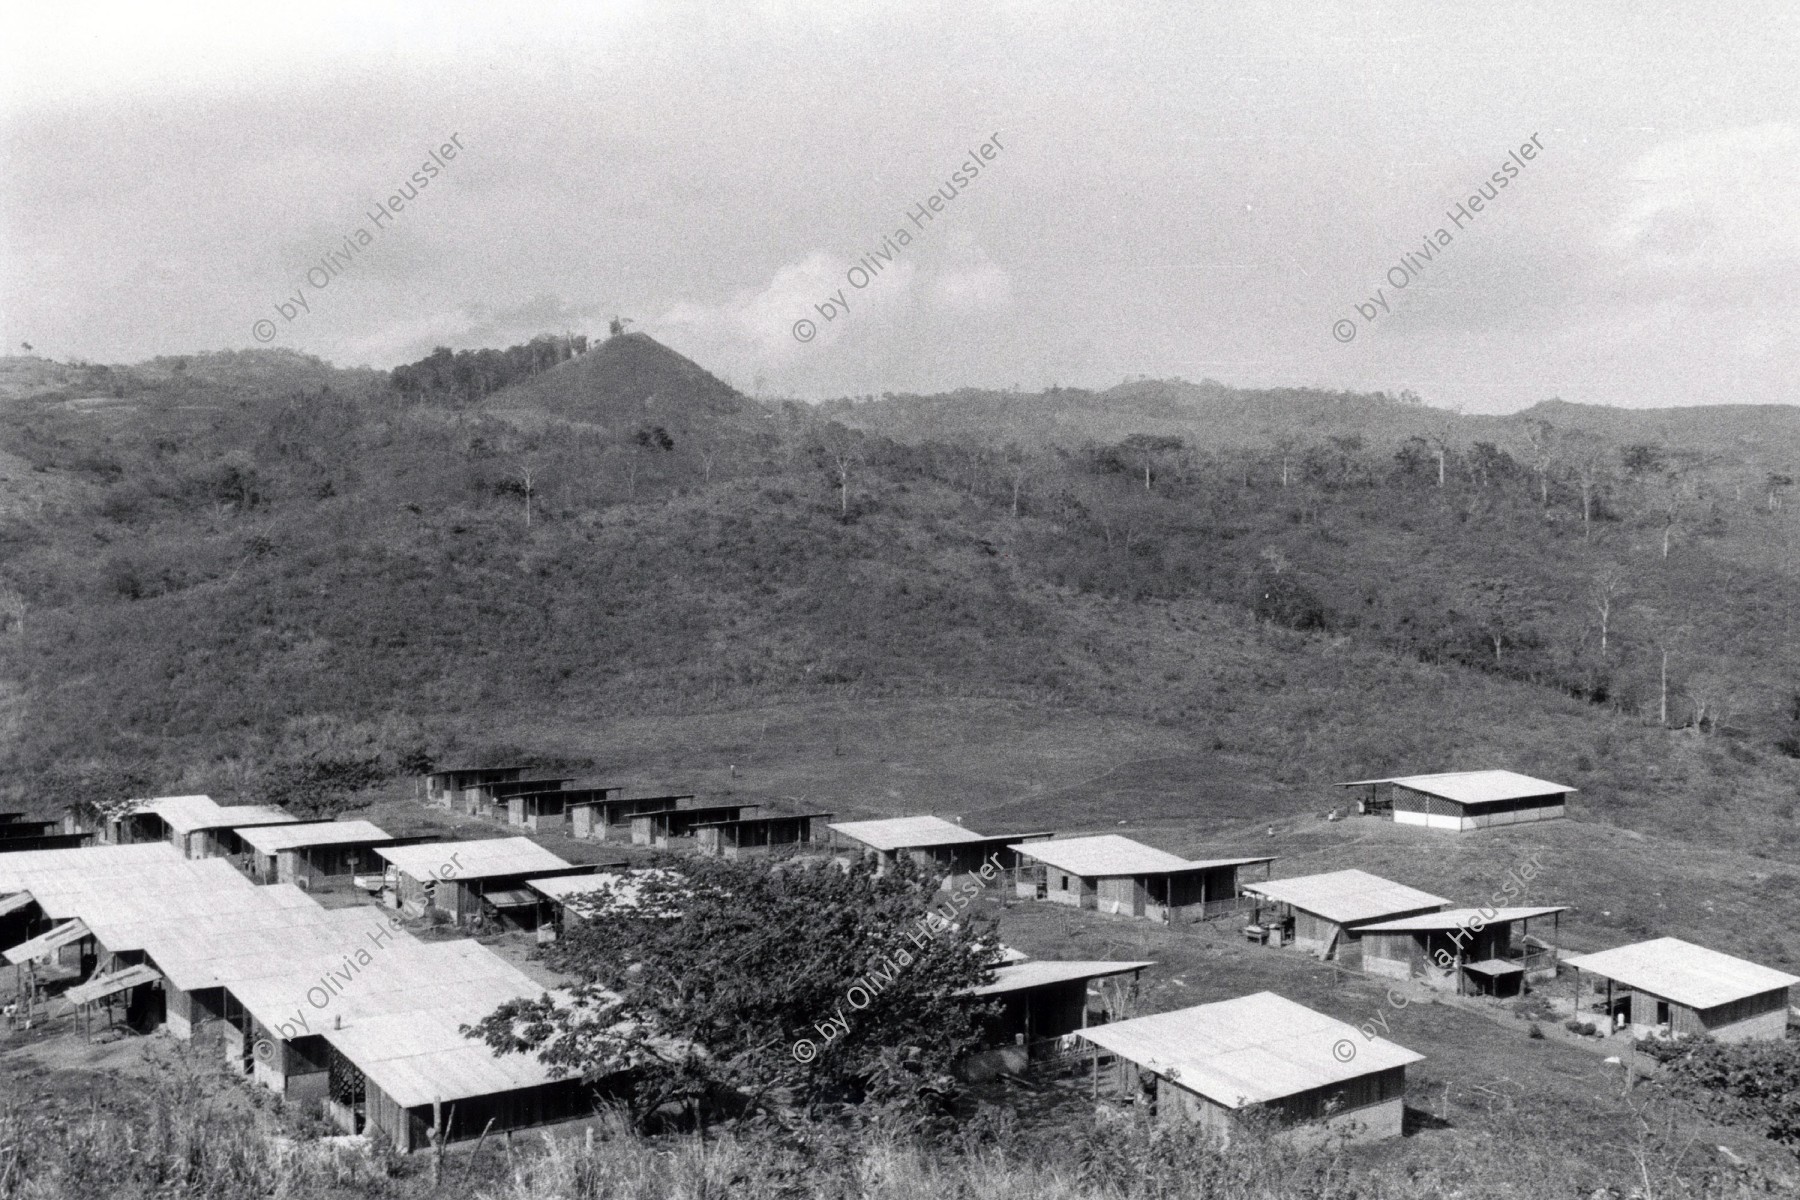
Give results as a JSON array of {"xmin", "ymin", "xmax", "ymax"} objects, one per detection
[
  {"xmin": 1269, "ymin": 1065, "xmax": 1407, "ymax": 1124},
  {"xmin": 1156, "ymin": 1076, "xmax": 1235, "ymax": 1137},
  {"xmin": 1694, "ymin": 987, "xmax": 1792, "ymax": 1042},
  {"xmin": 402, "ymin": 1078, "xmax": 595, "ymax": 1150},
  {"xmin": 367, "ymin": 1081, "xmax": 413, "ymax": 1153},
  {"xmin": 1293, "ymin": 911, "xmax": 1343, "ymax": 957},
  {"xmin": 1096, "ymin": 875, "xmax": 1143, "ymax": 917},
  {"xmin": 1360, "ymin": 931, "xmax": 1417, "ymax": 981}
]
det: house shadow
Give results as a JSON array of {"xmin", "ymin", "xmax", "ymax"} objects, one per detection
[{"xmin": 1402, "ymin": 1105, "xmax": 1454, "ymax": 1134}]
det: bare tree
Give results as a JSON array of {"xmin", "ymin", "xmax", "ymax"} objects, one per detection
[
  {"xmin": 815, "ymin": 427, "xmax": 863, "ymax": 518},
  {"xmin": 1271, "ymin": 434, "xmax": 1299, "ymax": 489},
  {"xmin": 1634, "ymin": 604, "xmax": 1687, "ymax": 727},
  {"xmin": 1686, "ymin": 669, "xmax": 1735, "ymax": 736},
  {"xmin": 697, "ymin": 444, "xmax": 721, "ymax": 485},
  {"xmin": 1564, "ymin": 431, "xmax": 1610, "ymax": 542},
  {"xmin": 1002, "ymin": 444, "xmax": 1035, "ymax": 518},
  {"xmin": 1587, "ymin": 565, "xmax": 1628, "ymax": 659},
  {"xmin": 1520, "ymin": 418, "xmax": 1558, "ymax": 508},
  {"xmin": 1467, "ymin": 578, "xmax": 1535, "ymax": 664},
  {"xmin": 1767, "ymin": 472, "xmax": 1793, "ymax": 512}
]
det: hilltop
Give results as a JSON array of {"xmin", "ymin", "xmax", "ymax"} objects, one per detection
[{"xmin": 482, "ymin": 331, "xmax": 760, "ymax": 439}]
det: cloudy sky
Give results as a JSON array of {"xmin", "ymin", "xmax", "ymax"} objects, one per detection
[{"xmin": 3, "ymin": 1, "xmax": 1797, "ymax": 411}]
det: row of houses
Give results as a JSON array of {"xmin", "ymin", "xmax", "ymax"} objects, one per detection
[{"xmin": 0, "ymin": 838, "xmax": 609, "ymax": 1152}]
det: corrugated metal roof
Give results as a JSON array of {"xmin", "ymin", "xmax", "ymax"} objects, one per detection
[
  {"xmin": 828, "ymin": 816, "xmax": 993, "ymax": 851},
  {"xmin": 966, "ymin": 959, "xmax": 1155, "ymax": 996},
  {"xmin": 1076, "ymin": 991, "xmax": 1423, "ymax": 1108},
  {"xmin": 1355, "ymin": 906, "xmax": 1568, "ymax": 933},
  {"xmin": 1010, "ymin": 834, "xmax": 1271, "ymax": 879},
  {"xmin": 528, "ymin": 869, "xmax": 684, "ymax": 918},
  {"xmin": 322, "ymin": 1007, "xmax": 558, "ymax": 1109},
  {"xmin": 236, "ymin": 820, "xmax": 395, "ymax": 855},
  {"xmin": 65, "ymin": 963, "xmax": 161, "ymax": 1005},
  {"xmin": 137, "ymin": 795, "xmax": 299, "ymax": 836},
  {"xmin": 0, "ymin": 842, "xmax": 568, "ymax": 1114},
  {"xmin": 1242, "ymin": 869, "xmax": 1448, "ymax": 926},
  {"xmin": 1338, "ymin": 769, "xmax": 1576, "ymax": 803},
  {"xmin": 1564, "ymin": 938, "xmax": 1800, "ymax": 1010},
  {"xmin": 374, "ymin": 838, "xmax": 572, "ymax": 882},
  {"xmin": 4, "ymin": 918, "xmax": 90, "ymax": 963}
]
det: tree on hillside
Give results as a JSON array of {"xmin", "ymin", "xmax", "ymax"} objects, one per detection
[
  {"xmin": 1587, "ymin": 564, "xmax": 1629, "ymax": 659},
  {"xmin": 1465, "ymin": 578, "xmax": 1538, "ymax": 664},
  {"xmin": 1564, "ymin": 431, "xmax": 1611, "ymax": 541},
  {"xmin": 1520, "ymin": 417, "xmax": 1559, "ymax": 508},
  {"xmin": 1117, "ymin": 434, "xmax": 1186, "ymax": 491},
  {"xmin": 1001, "ymin": 443, "xmax": 1036, "ymax": 518},
  {"xmin": 814, "ymin": 426, "xmax": 864, "ymax": 518},
  {"xmin": 1632, "ymin": 603, "xmax": 1689, "ymax": 728},
  {"xmin": 1767, "ymin": 472, "xmax": 1793, "ymax": 512},
  {"xmin": 464, "ymin": 855, "xmax": 996, "ymax": 1131}
]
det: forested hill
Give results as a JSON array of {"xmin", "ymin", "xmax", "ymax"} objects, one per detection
[{"xmin": 0, "ymin": 339, "xmax": 1796, "ymax": 866}]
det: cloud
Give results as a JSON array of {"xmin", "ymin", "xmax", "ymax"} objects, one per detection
[
  {"xmin": 1606, "ymin": 123, "xmax": 1800, "ymax": 278},
  {"xmin": 929, "ymin": 257, "xmax": 1012, "ymax": 312},
  {"xmin": 653, "ymin": 251, "xmax": 919, "ymax": 369}
]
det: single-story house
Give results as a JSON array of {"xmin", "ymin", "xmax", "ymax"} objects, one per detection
[
  {"xmin": 630, "ymin": 803, "xmax": 759, "ymax": 849},
  {"xmin": 417, "ymin": 765, "xmax": 537, "ymax": 809},
  {"xmin": 1356, "ymin": 906, "xmax": 1567, "ymax": 996},
  {"xmin": 0, "ymin": 814, "xmax": 88, "ymax": 853},
  {"xmin": 506, "ymin": 786, "xmax": 603, "ymax": 832},
  {"xmin": 132, "ymin": 796, "xmax": 319, "ymax": 860},
  {"xmin": 373, "ymin": 838, "xmax": 590, "ymax": 926},
  {"xmin": 1, "ymin": 841, "xmax": 611, "ymax": 1152},
  {"xmin": 568, "ymin": 793, "xmax": 688, "ymax": 842},
  {"xmin": 960, "ymin": 958, "xmax": 1154, "ymax": 1079},
  {"xmin": 1076, "ymin": 991, "xmax": 1422, "ymax": 1144},
  {"xmin": 1565, "ymin": 937, "xmax": 1799, "ymax": 1043},
  {"xmin": 1241, "ymin": 870, "xmax": 1448, "ymax": 959},
  {"xmin": 527, "ymin": 868, "xmax": 681, "ymax": 933},
  {"xmin": 0, "ymin": 816, "xmax": 58, "ymax": 841},
  {"xmin": 1011, "ymin": 834, "xmax": 1276, "ymax": 923},
  {"xmin": 234, "ymin": 820, "xmax": 402, "ymax": 887},
  {"xmin": 695, "ymin": 812, "xmax": 833, "ymax": 859},
  {"xmin": 470, "ymin": 777, "xmax": 575, "ymax": 822},
  {"xmin": 1340, "ymin": 769, "xmax": 1574, "ymax": 831},
  {"xmin": 830, "ymin": 815, "xmax": 1053, "ymax": 887}
]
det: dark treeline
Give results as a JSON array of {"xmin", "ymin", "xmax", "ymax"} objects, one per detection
[{"xmin": 389, "ymin": 333, "xmax": 592, "ymax": 402}]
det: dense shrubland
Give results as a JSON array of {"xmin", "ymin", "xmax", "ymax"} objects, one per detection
[{"xmin": 1, "ymin": 340, "xmax": 1797, "ymax": 818}]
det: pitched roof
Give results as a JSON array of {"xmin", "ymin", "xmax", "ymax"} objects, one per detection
[
  {"xmin": 4, "ymin": 918, "xmax": 91, "ymax": 963},
  {"xmin": 137, "ymin": 795, "xmax": 299, "ymax": 836},
  {"xmin": 1564, "ymin": 938, "xmax": 1800, "ymax": 1010},
  {"xmin": 1010, "ymin": 834, "xmax": 1271, "ymax": 878},
  {"xmin": 1356, "ymin": 906, "xmax": 1568, "ymax": 933},
  {"xmin": 65, "ymin": 963, "xmax": 162, "ymax": 1005},
  {"xmin": 236, "ymin": 820, "xmax": 395, "ymax": 855},
  {"xmin": 1076, "ymin": 991, "xmax": 1423, "ymax": 1108},
  {"xmin": 373, "ymin": 837, "xmax": 572, "ymax": 882},
  {"xmin": 1242, "ymin": 869, "xmax": 1448, "ymax": 925},
  {"xmin": 528, "ymin": 869, "xmax": 684, "ymax": 918},
  {"xmin": 0, "ymin": 842, "xmax": 570, "ymax": 1111},
  {"xmin": 1339, "ymin": 769, "xmax": 1576, "ymax": 803},
  {"xmin": 966, "ymin": 959, "xmax": 1155, "ymax": 996},
  {"xmin": 828, "ymin": 816, "xmax": 994, "ymax": 851}
]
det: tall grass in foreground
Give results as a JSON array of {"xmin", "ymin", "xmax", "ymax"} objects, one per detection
[{"xmin": 3, "ymin": 1058, "xmax": 1795, "ymax": 1200}]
